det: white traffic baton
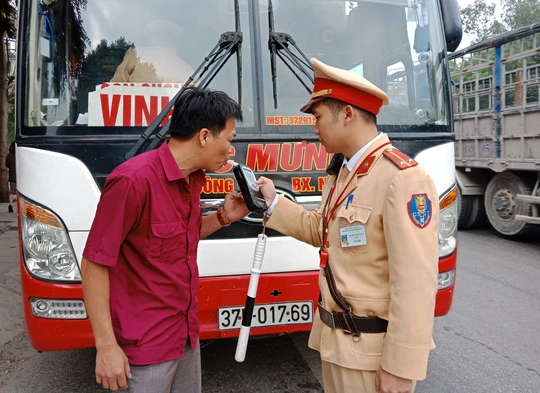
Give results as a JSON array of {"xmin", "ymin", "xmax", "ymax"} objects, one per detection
[{"xmin": 235, "ymin": 231, "xmax": 267, "ymax": 362}]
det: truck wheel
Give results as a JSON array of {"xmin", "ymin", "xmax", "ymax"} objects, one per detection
[
  {"xmin": 468, "ymin": 196, "xmax": 488, "ymax": 228},
  {"xmin": 484, "ymin": 172, "xmax": 533, "ymax": 236},
  {"xmin": 457, "ymin": 186, "xmax": 474, "ymax": 229}
]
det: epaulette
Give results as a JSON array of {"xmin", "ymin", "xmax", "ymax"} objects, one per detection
[{"xmin": 382, "ymin": 147, "xmax": 418, "ymax": 170}]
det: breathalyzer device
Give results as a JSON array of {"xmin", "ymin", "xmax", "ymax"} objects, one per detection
[{"xmin": 228, "ymin": 160, "xmax": 267, "ymax": 213}]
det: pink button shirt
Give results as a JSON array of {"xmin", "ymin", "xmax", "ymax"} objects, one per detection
[{"xmin": 84, "ymin": 142, "xmax": 205, "ymax": 365}]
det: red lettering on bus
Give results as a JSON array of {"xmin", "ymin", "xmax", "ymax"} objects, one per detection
[
  {"xmin": 203, "ymin": 176, "xmax": 213, "ymax": 194},
  {"xmin": 160, "ymin": 96, "xmax": 172, "ymax": 126},
  {"xmin": 202, "ymin": 176, "xmax": 234, "ymax": 194},
  {"xmin": 123, "ymin": 95, "xmax": 132, "ymax": 127},
  {"xmin": 292, "ymin": 177, "xmax": 314, "ymax": 192},
  {"xmin": 246, "ymin": 144, "xmax": 279, "ymax": 171},
  {"xmin": 279, "ymin": 142, "xmax": 305, "ymax": 171},
  {"xmin": 292, "ymin": 177, "xmax": 302, "ymax": 192},
  {"xmin": 215, "ymin": 179, "xmax": 226, "ymax": 193},
  {"xmin": 134, "ymin": 95, "xmax": 158, "ymax": 126},
  {"xmin": 100, "ymin": 94, "xmax": 121, "ymax": 126},
  {"xmin": 224, "ymin": 178, "xmax": 234, "ymax": 193},
  {"xmin": 318, "ymin": 177, "xmax": 327, "ymax": 191}
]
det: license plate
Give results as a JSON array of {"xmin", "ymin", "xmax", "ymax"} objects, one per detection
[{"xmin": 218, "ymin": 301, "xmax": 313, "ymax": 330}]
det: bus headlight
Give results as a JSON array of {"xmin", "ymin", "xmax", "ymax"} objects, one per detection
[
  {"xmin": 19, "ymin": 196, "xmax": 81, "ymax": 281},
  {"xmin": 439, "ymin": 186, "xmax": 458, "ymax": 258},
  {"xmin": 49, "ymin": 247, "xmax": 78, "ymax": 277},
  {"xmin": 24, "ymin": 222, "xmax": 63, "ymax": 258}
]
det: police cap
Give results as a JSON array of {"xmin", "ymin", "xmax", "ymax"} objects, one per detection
[{"xmin": 300, "ymin": 58, "xmax": 390, "ymax": 115}]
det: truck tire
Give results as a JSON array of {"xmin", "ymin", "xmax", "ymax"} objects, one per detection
[
  {"xmin": 457, "ymin": 186, "xmax": 474, "ymax": 229},
  {"xmin": 484, "ymin": 172, "xmax": 533, "ymax": 236},
  {"xmin": 468, "ymin": 196, "xmax": 488, "ymax": 228}
]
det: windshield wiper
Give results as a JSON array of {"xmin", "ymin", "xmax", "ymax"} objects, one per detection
[
  {"xmin": 125, "ymin": 0, "xmax": 243, "ymax": 159},
  {"xmin": 268, "ymin": 0, "xmax": 313, "ymax": 109}
]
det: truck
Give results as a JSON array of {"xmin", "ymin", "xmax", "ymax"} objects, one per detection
[
  {"xmin": 16, "ymin": 0, "xmax": 461, "ymax": 351},
  {"xmin": 450, "ymin": 24, "xmax": 540, "ymax": 236}
]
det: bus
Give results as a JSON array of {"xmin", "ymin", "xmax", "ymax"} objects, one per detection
[{"xmin": 15, "ymin": 0, "xmax": 462, "ymax": 351}]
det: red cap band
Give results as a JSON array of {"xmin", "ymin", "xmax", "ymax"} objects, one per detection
[{"xmin": 313, "ymin": 78, "xmax": 383, "ymax": 115}]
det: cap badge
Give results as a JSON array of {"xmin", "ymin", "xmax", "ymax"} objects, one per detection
[{"xmin": 311, "ymin": 89, "xmax": 333, "ymax": 99}]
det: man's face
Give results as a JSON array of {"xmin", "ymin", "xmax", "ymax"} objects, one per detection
[
  {"xmin": 204, "ymin": 118, "xmax": 236, "ymax": 172},
  {"xmin": 311, "ymin": 102, "xmax": 342, "ymax": 153}
]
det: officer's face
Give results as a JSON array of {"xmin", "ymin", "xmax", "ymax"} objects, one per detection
[{"xmin": 311, "ymin": 102, "xmax": 344, "ymax": 153}]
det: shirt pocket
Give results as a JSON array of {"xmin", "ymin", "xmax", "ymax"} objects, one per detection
[
  {"xmin": 148, "ymin": 221, "xmax": 186, "ymax": 262},
  {"xmin": 335, "ymin": 203, "xmax": 371, "ymax": 254}
]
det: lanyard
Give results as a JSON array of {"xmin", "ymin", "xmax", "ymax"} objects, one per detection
[{"xmin": 319, "ymin": 142, "xmax": 391, "ymax": 268}]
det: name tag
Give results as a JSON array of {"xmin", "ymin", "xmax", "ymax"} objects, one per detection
[{"xmin": 340, "ymin": 225, "xmax": 367, "ymax": 248}]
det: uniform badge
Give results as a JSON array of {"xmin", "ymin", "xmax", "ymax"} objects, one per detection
[{"xmin": 408, "ymin": 194, "xmax": 432, "ymax": 228}]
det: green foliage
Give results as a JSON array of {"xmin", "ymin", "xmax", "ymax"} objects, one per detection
[
  {"xmin": 502, "ymin": 0, "xmax": 540, "ymax": 30},
  {"xmin": 461, "ymin": 0, "xmax": 540, "ymax": 44},
  {"xmin": 461, "ymin": 0, "xmax": 505, "ymax": 43}
]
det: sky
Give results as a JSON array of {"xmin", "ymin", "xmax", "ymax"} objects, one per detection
[{"xmin": 457, "ymin": 0, "xmax": 474, "ymax": 50}]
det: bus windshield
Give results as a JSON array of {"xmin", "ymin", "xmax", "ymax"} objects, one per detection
[{"xmin": 21, "ymin": 0, "xmax": 450, "ymax": 136}]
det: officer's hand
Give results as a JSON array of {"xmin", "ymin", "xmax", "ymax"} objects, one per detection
[
  {"xmin": 95, "ymin": 343, "xmax": 132, "ymax": 391},
  {"xmin": 256, "ymin": 176, "xmax": 277, "ymax": 208},
  {"xmin": 222, "ymin": 190, "xmax": 250, "ymax": 222},
  {"xmin": 375, "ymin": 367, "xmax": 413, "ymax": 393}
]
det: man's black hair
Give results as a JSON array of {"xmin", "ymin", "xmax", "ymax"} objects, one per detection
[
  {"xmin": 169, "ymin": 87, "xmax": 243, "ymax": 140},
  {"xmin": 322, "ymin": 97, "xmax": 377, "ymax": 125}
]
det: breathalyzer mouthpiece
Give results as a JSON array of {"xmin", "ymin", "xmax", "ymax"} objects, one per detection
[{"xmin": 227, "ymin": 160, "xmax": 238, "ymax": 166}]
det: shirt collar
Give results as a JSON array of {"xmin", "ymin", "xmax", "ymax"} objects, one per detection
[
  {"xmin": 158, "ymin": 141, "xmax": 185, "ymax": 182},
  {"xmin": 157, "ymin": 141, "xmax": 207, "ymax": 187},
  {"xmin": 343, "ymin": 132, "xmax": 384, "ymax": 172}
]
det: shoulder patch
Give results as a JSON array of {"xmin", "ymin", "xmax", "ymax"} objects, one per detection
[
  {"xmin": 382, "ymin": 147, "xmax": 418, "ymax": 170},
  {"xmin": 408, "ymin": 194, "xmax": 432, "ymax": 228}
]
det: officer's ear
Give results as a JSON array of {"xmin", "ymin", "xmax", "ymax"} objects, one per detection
[{"xmin": 343, "ymin": 105, "xmax": 356, "ymax": 124}]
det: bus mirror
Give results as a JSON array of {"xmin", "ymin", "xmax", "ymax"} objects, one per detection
[{"xmin": 439, "ymin": 0, "xmax": 462, "ymax": 52}]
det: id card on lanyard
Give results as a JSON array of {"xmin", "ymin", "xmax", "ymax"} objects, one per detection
[{"xmin": 319, "ymin": 141, "xmax": 390, "ymax": 268}]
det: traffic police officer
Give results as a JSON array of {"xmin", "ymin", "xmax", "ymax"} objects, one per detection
[{"xmin": 257, "ymin": 58, "xmax": 439, "ymax": 393}]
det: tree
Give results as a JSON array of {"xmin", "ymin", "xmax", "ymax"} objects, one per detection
[
  {"xmin": 462, "ymin": 0, "xmax": 540, "ymax": 44},
  {"xmin": 0, "ymin": 0, "xmax": 16, "ymax": 203},
  {"xmin": 76, "ymin": 37, "xmax": 136, "ymax": 111},
  {"xmin": 502, "ymin": 0, "xmax": 540, "ymax": 30},
  {"xmin": 461, "ymin": 0, "xmax": 506, "ymax": 43}
]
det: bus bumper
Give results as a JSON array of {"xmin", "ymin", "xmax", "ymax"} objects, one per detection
[
  {"xmin": 19, "ymin": 266, "xmax": 94, "ymax": 351},
  {"xmin": 20, "ymin": 256, "xmax": 456, "ymax": 350},
  {"xmin": 435, "ymin": 249, "xmax": 457, "ymax": 317}
]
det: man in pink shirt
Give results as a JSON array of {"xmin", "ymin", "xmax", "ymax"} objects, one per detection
[{"xmin": 82, "ymin": 87, "xmax": 249, "ymax": 393}]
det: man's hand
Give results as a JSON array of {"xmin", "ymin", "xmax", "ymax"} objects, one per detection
[
  {"xmin": 375, "ymin": 367, "xmax": 413, "ymax": 393},
  {"xmin": 95, "ymin": 343, "xmax": 132, "ymax": 391},
  {"xmin": 256, "ymin": 176, "xmax": 277, "ymax": 207},
  {"xmin": 222, "ymin": 190, "xmax": 250, "ymax": 223}
]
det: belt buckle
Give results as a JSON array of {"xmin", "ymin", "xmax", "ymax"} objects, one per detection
[{"xmin": 319, "ymin": 305, "xmax": 336, "ymax": 329}]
